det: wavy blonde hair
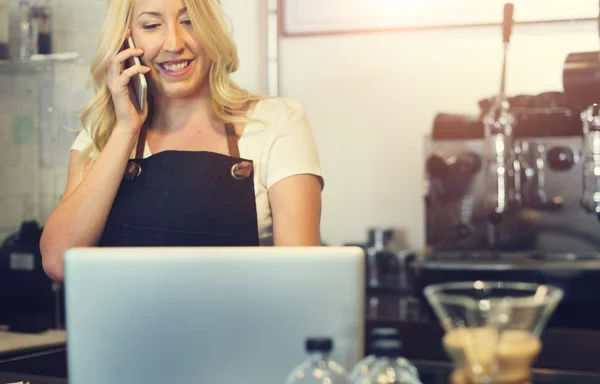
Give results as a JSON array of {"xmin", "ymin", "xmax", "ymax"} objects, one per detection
[{"xmin": 80, "ymin": 0, "xmax": 263, "ymax": 162}]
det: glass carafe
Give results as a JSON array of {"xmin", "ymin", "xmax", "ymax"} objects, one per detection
[{"xmin": 424, "ymin": 281, "xmax": 563, "ymax": 384}]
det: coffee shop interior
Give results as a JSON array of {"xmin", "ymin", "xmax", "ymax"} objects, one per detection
[{"xmin": 3, "ymin": 0, "xmax": 600, "ymax": 383}]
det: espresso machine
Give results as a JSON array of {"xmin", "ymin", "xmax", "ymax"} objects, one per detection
[
  {"xmin": 419, "ymin": 2, "xmax": 600, "ymax": 334},
  {"xmin": 424, "ymin": 0, "xmax": 595, "ymax": 254},
  {"xmin": 366, "ymin": 5, "xmax": 600, "ymax": 376},
  {"xmin": 359, "ymin": 3, "xmax": 600, "ymax": 379}
]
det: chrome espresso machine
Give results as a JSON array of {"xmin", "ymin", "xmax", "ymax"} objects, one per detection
[
  {"xmin": 397, "ymin": 2, "xmax": 600, "ymax": 376},
  {"xmin": 420, "ymin": 0, "xmax": 600, "ymax": 323}
]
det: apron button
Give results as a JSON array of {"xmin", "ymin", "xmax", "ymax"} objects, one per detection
[
  {"xmin": 124, "ymin": 162, "xmax": 142, "ymax": 181},
  {"xmin": 231, "ymin": 161, "xmax": 253, "ymax": 180}
]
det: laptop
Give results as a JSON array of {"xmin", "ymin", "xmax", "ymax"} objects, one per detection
[{"xmin": 64, "ymin": 246, "xmax": 365, "ymax": 384}]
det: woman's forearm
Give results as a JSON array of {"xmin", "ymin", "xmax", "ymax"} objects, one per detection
[{"xmin": 40, "ymin": 127, "xmax": 139, "ymax": 281}]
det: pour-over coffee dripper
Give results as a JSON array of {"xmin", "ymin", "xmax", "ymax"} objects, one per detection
[{"xmin": 424, "ymin": 281, "xmax": 563, "ymax": 384}]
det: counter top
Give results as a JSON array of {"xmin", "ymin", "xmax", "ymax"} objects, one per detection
[
  {"xmin": 0, "ymin": 371, "xmax": 66, "ymax": 384},
  {"xmin": 2, "ymin": 358, "xmax": 600, "ymax": 384},
  {"xmin": 367, "ymin": 319, "xmax": 600, "ymax": 374},
  {"xmin": 0, "ymin": 329, "xmax": 66, "ymax": 358},
  {"xmin": 416, "ymin": 360, "xmax": 600, "ymax": 384},
  {"xmin": 1, "ymin": 326, "xmax": 598, "ymax": 384}
]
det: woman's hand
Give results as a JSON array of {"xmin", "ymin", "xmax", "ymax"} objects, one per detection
[{"xmin": 107, "ymin": 29, "xmax": 151, "ymax": 133}]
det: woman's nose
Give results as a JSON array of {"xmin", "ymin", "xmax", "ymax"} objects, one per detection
[{"xmin": 163, "ymin": 25, "xmax": 184, "ymax": 53}]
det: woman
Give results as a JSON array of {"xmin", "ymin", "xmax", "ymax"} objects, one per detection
[{"xmin": 40, "ymin": 0, "xmax": 323, "ymax": 282}]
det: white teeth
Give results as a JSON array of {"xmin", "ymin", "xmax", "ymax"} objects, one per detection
[{"xmin": 162, "ymin": 61, "xmax": 189, "ymax": 72}]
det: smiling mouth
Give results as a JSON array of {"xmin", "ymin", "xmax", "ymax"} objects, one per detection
[{"xmin": 159, "ymin": 60, "xmax": 193, "ymax": 73}]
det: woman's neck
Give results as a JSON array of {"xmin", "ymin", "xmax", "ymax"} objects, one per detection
[{"xmin": 150, "ymin": 85, "xmax": 215, "ymax": 133}]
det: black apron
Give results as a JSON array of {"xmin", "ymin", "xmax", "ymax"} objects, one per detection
[{"xmin": 98, "ymin": 123, "xmax": 260, "ymax": 247}]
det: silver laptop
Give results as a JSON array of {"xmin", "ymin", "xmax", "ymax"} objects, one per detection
[{"xmin": 64, "ymin": 246, "xmax": 365, "ymax": 384}]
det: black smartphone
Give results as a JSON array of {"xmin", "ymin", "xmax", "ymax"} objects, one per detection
[{"xmin": 123, "ymin": 36, "xmax": 148, "ymax": 112}]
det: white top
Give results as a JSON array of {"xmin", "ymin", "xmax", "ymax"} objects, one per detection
[{"xmin": 70, "ymin": 97, "xmax": 323, "ymax": 246}]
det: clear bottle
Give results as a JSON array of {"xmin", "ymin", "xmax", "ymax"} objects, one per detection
[
  {"xmin": 349, "ymin": 328, "xmax": 399, "ymax": 383},
  {"xmin": 362, "ymin": 340, "xmax": 421, "ymax": 384},
  {"xmin": 285, "ymin": 337, "xmax": 349, "ymax": 384}
]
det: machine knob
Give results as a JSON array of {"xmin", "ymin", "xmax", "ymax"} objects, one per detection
[
  {"xmin": 455, "ymin": 152, "xmax": 482, "ymax": 175},
  {"xmin": 426, "ymin": 152, "xmax": 482, "ymax": 179},
  {"xmin": 455, "ymin": 223, "xmax": 472, "ymax": 239},
  {"xmin": 426, "ymin": 154, "xmax": 449, "ymax": 178},
  {"xmin": 547, "ymin": 146, "xmax": 575, "ymax": 171}
]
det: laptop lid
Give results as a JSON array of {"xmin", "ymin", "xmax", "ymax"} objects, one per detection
[{"xmin": 64, "ymin": 246, "xmax": 365, "ymax": 384}]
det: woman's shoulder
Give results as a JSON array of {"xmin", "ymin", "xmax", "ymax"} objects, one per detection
[
  {"xmin": 252, "ymin": 97, "xmax": 309, "ymax": 131},
  {"xmin": 254, "ymin": 97, "xmax": 307, "ymax": 119}
]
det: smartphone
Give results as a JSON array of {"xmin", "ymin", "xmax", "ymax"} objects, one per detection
[{"xmin": 123, "ymin": 36, "xmax": 148, "ymax": 112}]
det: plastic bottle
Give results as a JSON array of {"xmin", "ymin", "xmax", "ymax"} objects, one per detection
[
  {"xmin": 285, "ymin": 337, "xmax": 349, "ymax": 384},
  {"xmin": 362, "ymin": 340, "xmax": 421, "ymax": 384},
  {"xmin": 348, "ymin": 328, "xmax": 400, "ymax": 382}
]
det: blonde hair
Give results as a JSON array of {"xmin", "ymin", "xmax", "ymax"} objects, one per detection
[{"xmin": 80, "ymin": 0, "xmax": 263, "ymax": 162}]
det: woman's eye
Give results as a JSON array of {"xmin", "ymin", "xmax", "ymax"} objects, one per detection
[
  {"xmin": 181, "ymin": 19, "xmax": 192, "ymax": 26},
  {"xmin": 143, "ymin": 24, "xmax": 160, "ymax": 30}
]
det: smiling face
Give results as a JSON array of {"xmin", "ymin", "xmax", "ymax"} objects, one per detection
[{"xmin": 130, "ymin": 0, "xmax": 211, "ymax": 100}]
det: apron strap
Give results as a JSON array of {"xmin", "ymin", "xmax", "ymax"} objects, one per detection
[{"xmin": 225, "ymin": 122, "xmax": 241, "ymax": 158}]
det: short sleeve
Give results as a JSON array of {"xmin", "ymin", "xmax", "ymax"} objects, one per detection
[
  {"xmin": 265, "ymin": 100, "xmax": 324, "ymax": 190},
  {"xmin": 71, "ymin": 129, "xmax": 93, "ymax": 152}
]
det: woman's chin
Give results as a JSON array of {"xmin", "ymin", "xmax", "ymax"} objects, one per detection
[{"xmin": 159, "ymin": 84, "xmax": 204, "ymax": 100}]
